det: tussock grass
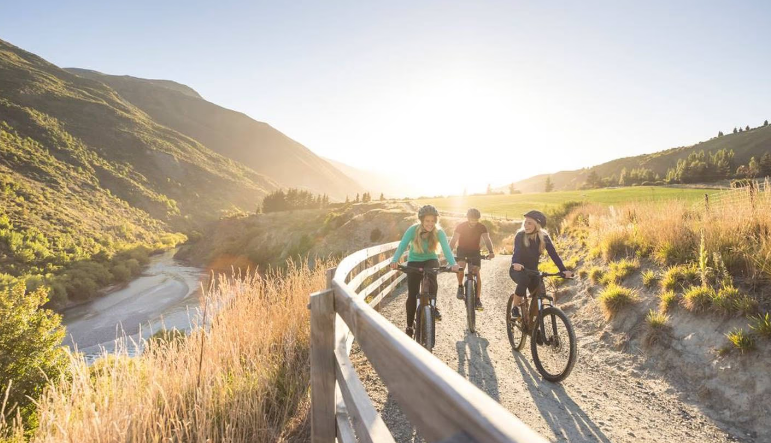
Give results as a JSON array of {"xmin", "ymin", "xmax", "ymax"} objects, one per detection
[
  {"xmin": 750, "ymin": 313, "xmax": 771, "ymax": 338},
  {"xmin": 644, "ymin": 309, "xmax": 671, "ymax": 348},
  {"xmin": 661, "ymin": 265, "xmax": 699, "ymax": 291},
  {"xmin": 602, "ymin": 258, "xmax": 640, "ymax": 284},
  {"xmin": 726, "ymin": 328, "xmax": 756, "ymax": 354},
  {"xmin": 12, "ymin": 260, "xmax": 329, "ymax": 443},
  {"xmin": 589, "ymin": 267, "xmax": 606, "ymax": 284},
  {"xmin": 598, "ymin": 284, "xmax": 638, "ymax": 319},
  {"xmin": 682, "ymin": 285, "xmax": 715, "ymax": 313},
  {"xmin": 659, "ymin": 290, "xmax": 679, "ymax": 314},
  {"xmin": 642, "ymin": 269, "xmax": 658, "ymax": 288}
]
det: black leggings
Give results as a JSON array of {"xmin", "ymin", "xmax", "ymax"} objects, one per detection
[
  {"xmin": 406, "ymin": 259, "xmax": 439, "ymax": 328},
  {"xmin": 509, "ymin": 268, "xmax": 540, "ymax": 297}
]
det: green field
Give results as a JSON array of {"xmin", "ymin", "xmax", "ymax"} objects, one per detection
[{"xmin": 417, "ymin": 186, "xmax": 723, "ymax": 219}]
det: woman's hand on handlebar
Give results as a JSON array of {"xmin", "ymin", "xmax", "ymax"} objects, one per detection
[
  {"xmin": 390, "ymin": 262, "xmax": 399, "ymax": 270},
  {"xmin": 511, "ymin": 263, "xmax": 524, "ymax": 271}
]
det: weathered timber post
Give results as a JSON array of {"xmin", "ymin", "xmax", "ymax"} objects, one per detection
[{"xmin": 310, "ymin": 268, "xmax": 336, "ymax": 442}]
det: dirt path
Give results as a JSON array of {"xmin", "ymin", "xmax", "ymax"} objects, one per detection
[{"xmin": 351, "ymin": 256, "xmax": 749, "ymax": 442}]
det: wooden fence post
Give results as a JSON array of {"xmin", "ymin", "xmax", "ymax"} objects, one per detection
[{"xmin": 310, "ymin": 269, "xmax": 336, "ymax": 443}]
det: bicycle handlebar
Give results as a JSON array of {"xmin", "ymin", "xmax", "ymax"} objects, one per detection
[
  {"xmin": 521, "ymin": 267, "xmax": 574, "ymax": 279},
  {"xmin": 396, "ymin": 264, "xmax": 455, "ymax": 274}
]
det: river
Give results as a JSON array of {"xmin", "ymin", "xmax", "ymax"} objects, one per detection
[{"xmin": 62, "ymin": 249, "xmax": 207, "ymax": 363}]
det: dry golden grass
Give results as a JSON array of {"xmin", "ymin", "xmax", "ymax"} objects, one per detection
[
  {"xmin": 7, "ymin": 260, "xmax": 328, "ymax": 443},
  {"xmin": 567, "ymin": 184, "xmax": 771, "ymax": 282}
]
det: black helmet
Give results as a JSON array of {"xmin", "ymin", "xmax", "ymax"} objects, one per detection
[
  {"xmin": 418, "ymin": 204, "xmax": 439, "ymax": 219},
  {"xmin": 523, "ymin": 210, "xmax": 547, "ymax": 227},
  {"xmin": 466, "ymin": 208, "xmax": 481, "ymax": 219}
]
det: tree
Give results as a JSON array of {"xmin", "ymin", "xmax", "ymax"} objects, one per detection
[
  {"xmin": 760, "ymin": 152, "xmax": 771, "ymax": 178},
  {"xmin": 379, "ymin": 192, "xmax": 385, "ymax": 201},
  {"xmin": 748, "ymin": 156, "xmax": 760, "ymax": 178},
  {"xmin": 1, "ymin": 283, "xmax": 68, "ymax": 428},
  {"xmin": 764, "ymin": 120, "xmax": 769, "ymax": 127},
  {"xmin": 745, "ymin": 125, "xmax": 751, "ymax": 132},
  {"xmin": 362, "ymin": 192, "xmax": 371, "ymax": 203},
  {"xmin": 345, "ymin": 195, "xmax": 350, "ymax": 204},
  {"xmin": 508, "ymin": 183, "xmax": 516, "ymax": 194},
  {"xmin": 733, "ymin": 127, "xmax": 738, "ymax": 134},
  {"xmin": 718, "ymin": 131, "xmax": 724, "ymax": 137},
  {"xmin": 618, "ymin": 168, "xmax": 628, "ymax": 186},
  {"xmin": 544, "ymin": 176, "xmax": 554, "ymax": 192},
  {"xmin": 585, "ymin": 170, "xmax": 602, "ymax": 188},
  {"xmin": 354, "ymin": 193, "xmax": 360, "ymax": 203},
  {"xmin": 486, "ymin": 184, "xmax": 493, "ymax": 195},
  {"xmin": 739, "ymin": 127, "xmax": 744, "ymax": 132}
]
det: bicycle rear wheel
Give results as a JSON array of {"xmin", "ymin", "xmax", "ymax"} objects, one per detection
[
  {"xmin": 531, "ymin": 306, "xmax": 577, "ymax": 382},
  {"xmin": 422, "ymin": 305, "xmax": 434, "ymax": 353},
  {"xmin": 506, "ymin": 294, "xmax": 526, "ymax": 351},
  {"xmin": 465, "ymin": 278, "xmax": 476, "ymax": 333}
]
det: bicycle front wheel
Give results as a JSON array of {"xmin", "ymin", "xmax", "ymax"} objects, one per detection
[
  {"xmin": 465, "ymin": 279, "xmax": 476, "ymax": 333},
  {"xmin": 422, "ymin": 305, "xmax": 434, "ymax": 353},
  {"xmin": 506, "ymin": 294, "xmax": 526, "ymax": 351},
  {"xmin": 531, "ymin": 306, "xmax": 577, "ymax": 382}
]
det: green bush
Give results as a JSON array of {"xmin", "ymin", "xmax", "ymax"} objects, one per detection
[
  {"xmin": 726, "ymin": 328, "xmax": 755, "ymax": 354},
  {"xmin": 659, "ymin": 290, "xmax": 678, "ymax": 314},
  {"xmin": 642, "ymin": 269, "xmax": 658, "ymax": 288},
  {"xmin": 682, "ymin": 285, "xmax": 715, "ymax": 313}
]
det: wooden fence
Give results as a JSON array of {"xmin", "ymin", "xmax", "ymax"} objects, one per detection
[{"xmin": 309, "ymin": 241, "xmax": 547, "ymax": 443}]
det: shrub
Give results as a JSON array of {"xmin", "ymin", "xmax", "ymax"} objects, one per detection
[
  {"xmin": 661, "ymin": 265, "xmax": 699, "ymax": 291},
  {"xmin": 734, "ymin": 294, "xmax": 759, "ymax": 316},
  {"xmin": 710, "ymin": 286, "xmax": 740, "ymax": 315},
  {"xmin": 725, "ymin": 328, "xmax": 755, "ymax": 354},
  {"xmin": 682, "ymin": 285, "xmax": 715, "ymax": 312},
  {"xmin": 369, "ymin": 228, "xmax": 383, "ymax": 243},
  {"xmin": 598, "ymin": 284, "xmax": 638, "ymax": 319}
]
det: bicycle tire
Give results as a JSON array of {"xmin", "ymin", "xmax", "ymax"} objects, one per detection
[
  {"xmin": 422, "ymin": 305, "xmax": 434, "ymax": 353},
  {"xmin": 530, "ymin": 306, "xmax": 577, "ymax": 383},
  {"xmin": 465, "ymin": 278, "xmax": 476, "ymax": 333},
  {"xmin": 506, "ymin": 294, "xmax": 526, "ymax": 351}
]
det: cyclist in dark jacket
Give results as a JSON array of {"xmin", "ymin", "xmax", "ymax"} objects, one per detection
[{"xmin": 509, "ymin": 210, "xmax": 573, "ymax": 317}]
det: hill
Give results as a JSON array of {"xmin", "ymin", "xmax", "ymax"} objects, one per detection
[
  {"xmin": 323, "ymin": 157, "xmax": 415, "ymax": 198},
  {"xmin": 514, "ymin": 124, "xmax": 771, "ymax": 192},
  {"xmin": 66, "ymin": 68, "xmax": 363, "ymax": 200},
  {"xmin": 0, "ymin": 38, "xmax": 279, "ymax": 303}
]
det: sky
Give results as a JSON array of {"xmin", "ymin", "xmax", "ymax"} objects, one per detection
[{"xmin": 1, "ymin": 1, "xmax": 770, "ymax": 195}]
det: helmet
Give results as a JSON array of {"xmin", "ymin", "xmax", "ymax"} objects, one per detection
[
  {"xmin": 466, "ymin": 208, "xmax": 481, "ymax": 219},
  {"xmin": 523, "ymin": 210, "xmax": 547, "ymax": 227},
  {"xmin": 418, "ymin": 205, "xmax": 440, "ymax": 220}
]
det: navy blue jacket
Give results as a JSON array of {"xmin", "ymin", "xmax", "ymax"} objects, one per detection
[{"xmin": 511, "ymin": 231, "xmax": 566, "ymax": 272}]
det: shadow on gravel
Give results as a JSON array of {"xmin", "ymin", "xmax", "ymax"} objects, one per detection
[
  {"xmin": 382, "ymin": 392, "xmax": 423, "ymax": 443},
  {"xmin": 456, "ymin": 336, "xmax": 500, "ymax": 402},
  {"xmin": 513, "ymin": 352, "xmax": 611, "ymax": 443}
]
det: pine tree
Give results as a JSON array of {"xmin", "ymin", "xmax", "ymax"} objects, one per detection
[
  {"xmin": 718, "ymin": 131, "xmax": 724, "ymax": 137},
  {"xmin": 745, "ymin": 125, "xmax": 751, "ymax": 131},
  {"xmin": 379, "ymin": 192, "xmax": 385, "ymax": 201},
  {"xmin": 733, "ymin": 127, "xmax": 738, "ymax": 134},
  {"xmin": 748, "ymin": 157, "xmax": 760, "ymax": 178},
  {"xmin": 486, "ymin": 184, "xmax": 493, "ymax": 194},
  {"xmin": 544, "ymin": 176, "xmax": 554, "ymax": 192},
  {"xmin": 508, "ymin": 183, "xmax": 516, "ymax": 194},
  {"xmin": 345, "ymin": 195, "xmax": 350, "ymax": 204},
  {"xmin": 764, "ymin": 120, "xmax": 769, "ymax": 127},
  {"xmin": 354, "ymin": 193, "xmax": 360, "ymax": 203}
]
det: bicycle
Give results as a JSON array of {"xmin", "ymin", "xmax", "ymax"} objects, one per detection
[
  {"xmin": 506, "ymin": 268, "xmax": 577, "ymax": 382},
  {"xmin": 396, "ymin": 264, "xmax": 455, "ymax": 353},
  {"xmin": 458, "ymin": 254, "xmax": 492, "ymax": 334}
]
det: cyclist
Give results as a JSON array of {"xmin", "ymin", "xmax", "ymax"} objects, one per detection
[
  {"xmin": 509, "ymin": 210, "xmax": 573, "ymax": 318},
  {"xmin": 449, "ymin": 208, "xmax": 495, "ymax": 311},
  {"xmin": 390, "ymin": 205, "xmax": 460, "ymax": 337}
]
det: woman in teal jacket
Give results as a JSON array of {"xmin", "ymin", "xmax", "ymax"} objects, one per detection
[{"xmin": 390, "ymin": 205, "xmax": 460, "ymax": 337}]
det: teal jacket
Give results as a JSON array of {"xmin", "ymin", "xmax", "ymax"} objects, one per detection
[{"xmin": 391, "ymin": 224, "xmax": 457, "ymax": 266}]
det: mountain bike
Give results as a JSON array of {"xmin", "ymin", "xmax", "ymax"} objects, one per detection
[
  {"xmin": 396, "ymin": 264, "xmax": 454, "ymax": 353},
  {"xmin": 458, "ymin": 254, "xmax": 492, "ymax": 333},
  {"xmin": 506, "ymin": 268, "xmax": 577, "ymax": 382}
]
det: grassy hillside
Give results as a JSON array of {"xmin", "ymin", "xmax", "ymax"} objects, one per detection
[
  {"xmin": 514, "ymin": 124, "xmax": 771, "ymax": 192},
  {"xmin": 418, "ymin": 186, "xmax": 721, "ymax": 219},
  {"xmin": 0, "ymin": 38, "xmax": 279, "ymax": 304},
  {"xmin": 67, "ymin": 68, "xmax": 364, "ymax": 200}
]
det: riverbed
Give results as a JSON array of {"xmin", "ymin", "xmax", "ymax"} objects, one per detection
[{"xmin": 62, "ymin": 249, "xmax": 207, "ymax": 362}]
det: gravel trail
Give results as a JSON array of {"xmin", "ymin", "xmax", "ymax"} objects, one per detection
[{"xmin": 350, "ymin": 256, "xmax": 746, "ymax": 442}]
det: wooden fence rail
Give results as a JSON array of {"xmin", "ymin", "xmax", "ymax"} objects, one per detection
[{"xmin": 310, "ymin": 241, "xmax": 547, "ymax": 443}]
